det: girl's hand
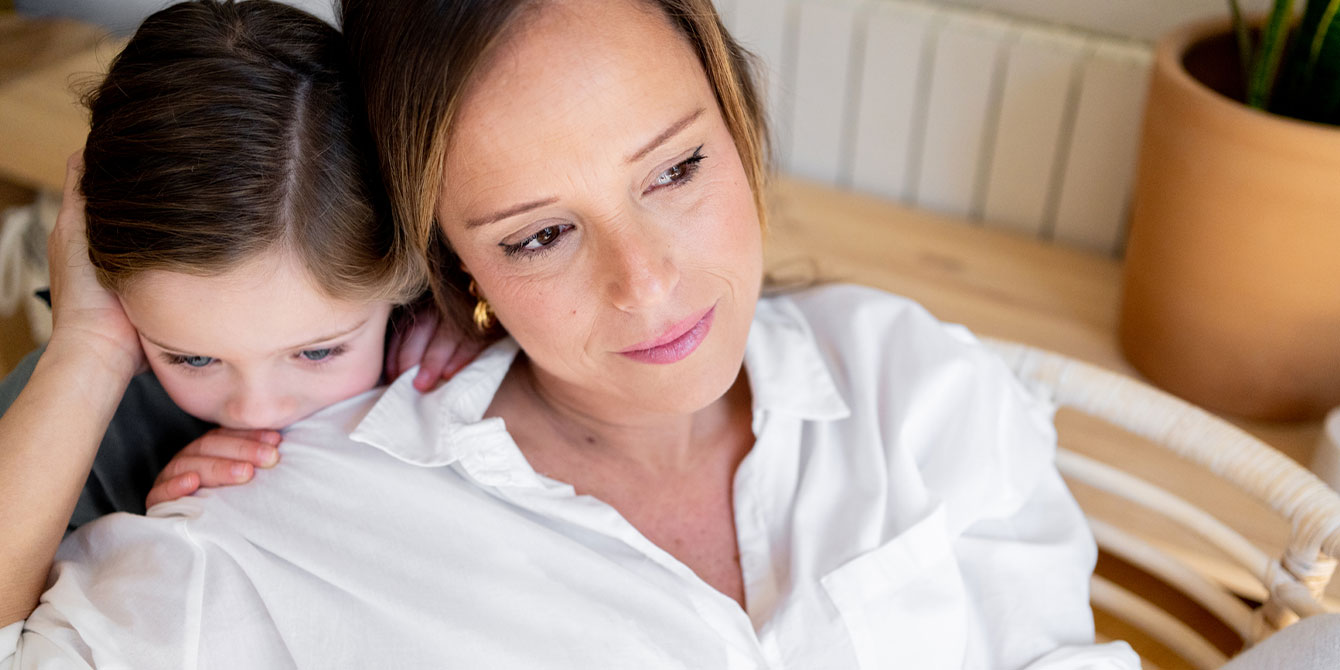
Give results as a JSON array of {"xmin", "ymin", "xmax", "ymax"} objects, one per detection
[
  {"xmin": 144, "ymin": 429, "xmax": 281, "ymax": 508},
  {"xmin": 45, "ymin": 153, "xmax": 143, "ymax": 376},
  {"xmin": 384, "ymin": 302, "xmax": 484, "ymax": 392}
]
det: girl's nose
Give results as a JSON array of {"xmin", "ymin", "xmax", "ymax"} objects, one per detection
[{"xmin": 223, "ymin": 386, "xmax": 296, "ymax": 430}]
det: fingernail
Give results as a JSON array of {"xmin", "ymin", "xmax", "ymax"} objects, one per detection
[
  {"xmin": 260, "ymin": 447, "xmax": 279, "ymax": 467},
  {"xmin": 232, "ymin": 463, "xmax": 251, "ymax": 480}
]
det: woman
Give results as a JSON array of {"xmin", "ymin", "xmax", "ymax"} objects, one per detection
[{"xmin": 2, "ymin": 0, "xmax": 1137, "ymax": 666}]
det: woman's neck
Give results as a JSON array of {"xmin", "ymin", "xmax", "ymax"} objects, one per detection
[{"xmin": 490, "ymin": 355, "xmax": 752, "ymax": 477}]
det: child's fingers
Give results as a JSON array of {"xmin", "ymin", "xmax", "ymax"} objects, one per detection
[
  {"xmin": 441, "ymin": 339, "xmax": 485, "ymax": 379},
  {"xmin": 395, "ymin": 319, "xmax": 437, "ymax": 382},
  {"xmin": 385, "ymin": 327, "xmax": 404, "ymax": 380},
  {"xmin": 413, "ymin": 329, "xmax": 462, "ymax": 391},
  {"xmin": 145, "ymin": 472, "xmax": 200, "ymax": 508},
  {"xmin": 156, "ymin": 455, "xmax": 254, "ymax": 489},
  {"xmin": 181, "ymin": 430, "xmax": 280, "ymax": 468},
  {"xmin": 211, "ymin": 428, "xmax": 281, "ymax": 446}
]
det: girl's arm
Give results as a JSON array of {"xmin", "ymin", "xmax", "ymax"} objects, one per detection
[{"xmin": 0, "ymin": 156, "xmax": 144, "ymax": 626}]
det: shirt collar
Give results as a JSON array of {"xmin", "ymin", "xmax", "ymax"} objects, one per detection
[
  {"xmin": 349, "ymin": 338, "xmax": 520, "ymax": 468},
  {"xmin": 744, "ymin": 293, "xmax": 851, "ymax": 422},
  {"xmin": 351, "ymin": 294, "xmax": 850, "ymax": 470}
]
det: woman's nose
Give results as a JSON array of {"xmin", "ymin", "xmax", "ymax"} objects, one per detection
[{"xmin": 603, "ymin": 225, "xmax": 679, "ymax": 312}]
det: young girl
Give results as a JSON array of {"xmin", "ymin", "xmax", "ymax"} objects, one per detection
[{"xmin": 0, "ymin": 0, "xmax": 473, "ymax": 624}]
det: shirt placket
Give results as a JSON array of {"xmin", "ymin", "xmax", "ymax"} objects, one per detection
[
  {"xmin": 735, "ymin": 409, "xmax": 808, "ymax": 669},
  {"xmin": 462, "ymin": 429, "xmax": 772, "ymax": 669}
]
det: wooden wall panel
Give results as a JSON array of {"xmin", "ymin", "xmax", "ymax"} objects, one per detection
[
  {"xmin": 981, "ymin": 29, "xmax": 1088, "ymax": 237},
  {"xmin": 786, "ymin": 0, "xmax": 863, "ymax": 182},
  {"xmin": 726, "ymin": 0, "xmax": 797, "ymax": 164},
  {"xmin": 1051, "ymin": 42, "xmax": 1152, "ymax": 254},
  {"xmin": 724, "ymin": 0, "xmax": 1155, "ymax": 257},
  {"xmin": 848, "ymin": 1, "xmax": 939, "ymax": 201},
  {"xmin": 914, "ymin": 13, "xmax": 1012, "ymax": 218}
]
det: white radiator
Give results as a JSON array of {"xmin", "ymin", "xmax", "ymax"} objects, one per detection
[{"xmin": 719, "ymin": 0, "xmax": 1153, "ymax": 256}]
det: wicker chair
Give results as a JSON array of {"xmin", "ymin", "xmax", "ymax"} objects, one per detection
[{"xmin": 985, "ymin": 339, "xmax": 1340, "ymax": 670}]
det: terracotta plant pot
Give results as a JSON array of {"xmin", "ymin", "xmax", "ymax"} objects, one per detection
[{"xmin": 1120, "ymin": 18, "xmax": 1340, "ymax": 421}]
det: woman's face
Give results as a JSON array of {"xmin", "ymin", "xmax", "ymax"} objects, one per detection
[
  {"xmin": 119, "ymin": 253, "xmax": 392, "ymax": 430},
  {"xmin": 438, "ymin": 0, "xmax": 763, "ymax": 415}
]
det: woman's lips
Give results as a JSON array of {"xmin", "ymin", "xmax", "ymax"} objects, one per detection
[{"xmin": 619, "ymin": 306, "xmax": 715, "ymax": 364}]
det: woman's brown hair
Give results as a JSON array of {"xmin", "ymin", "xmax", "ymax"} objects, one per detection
[
  {"xmin": 81, "ymin": 0, "xmax": 426, "ymax": 304},
  {"xmin": 340, "ymin": 0, "xmax": 769, "ymax": 340}
]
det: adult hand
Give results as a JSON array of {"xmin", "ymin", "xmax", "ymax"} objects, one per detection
[
  {"xmin": 384, "ymin": 301, "xmax": 484, "ymax": 392},
  {"xmin": 44, "ymin": 152, "xmax": 143, "ymax": 377},
  {"xmin": 145, "ymin": 429, "xmax": 282, "ymax": 508}
]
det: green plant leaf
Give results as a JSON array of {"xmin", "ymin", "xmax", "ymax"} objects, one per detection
[
  {"xmin": 1248, "ymin": 0, "xmax": 1295, "ymax": 108},
  {"xmin": 1306, "ymin": 0, "xmax": 1340, "ymax": 68},
  {"xmin": 1308, "ymin": 1, "xmax": 1340, "ymax": 123},
  {"xmin": 1229, "ymin": 0, "xmax": 1256, "ymax": 92},
  {"xmin": 1278, "ymin": 0, "xmax": 1340, "ymax": 123}
]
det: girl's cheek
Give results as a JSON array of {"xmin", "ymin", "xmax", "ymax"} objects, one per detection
[{"xmin": 158, "ymin": 378, "xmax": 225, "ymax": 424}]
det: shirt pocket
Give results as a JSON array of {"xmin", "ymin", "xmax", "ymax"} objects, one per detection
[{"xmin": 820, "ymin": 503, "xmax": 968, "ymax": 669}]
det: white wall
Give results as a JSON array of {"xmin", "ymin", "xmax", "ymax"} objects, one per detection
[
  {"xmin": 942, "ymin": 0, "xmax": 1274, "ymax": 43},
  {"xmin": 14, "ymin": 0, "xmax": 337, "ymax": 32},
  {"xmin": 17, "ymin": 0, "xmax": 1278, "ymax": 43}
]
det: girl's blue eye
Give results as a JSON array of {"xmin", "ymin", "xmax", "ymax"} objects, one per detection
[
  {"xmin": 180, "ymin": 355, "xmax": 214, "ymax": 368},
  {"xmin": 301, "ymin": 348, "xmax": 333, "ymax": 361}
]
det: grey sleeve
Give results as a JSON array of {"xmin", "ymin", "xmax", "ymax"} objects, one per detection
[{"xmin": 0, "ymin": 346, "xmax": 212, "ymax": 532}]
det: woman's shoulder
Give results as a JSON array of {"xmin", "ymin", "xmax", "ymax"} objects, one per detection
[
  {"xmin": 759, "ymin": 283, "xmax": 1059, "ymax": 526},
  {"xmin": 761, "ymin": 283, "xmax": 987, "ymax": 391}
]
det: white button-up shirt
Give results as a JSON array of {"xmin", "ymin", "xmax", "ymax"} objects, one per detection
[{"xmin": 3, "ymin": 285, "xmax": 1138, "ymax": 669}]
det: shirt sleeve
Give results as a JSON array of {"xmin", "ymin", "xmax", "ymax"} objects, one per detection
[
  {"xmin": 954, "ymin": 459, "xmax": 1140, "ymax": 668},
  {"xmin": 935, "ymin": 333, "xmax": 1140, "ymax": 669},
  {"xmin": 795, "ymin": 285, "xmax": 1140, "ymax": 669},
  {"xmin": 1, "ymin": 512, "xmax": 208, "ymax": 669}
]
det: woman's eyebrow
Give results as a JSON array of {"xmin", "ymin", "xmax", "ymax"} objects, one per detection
[
  {"xmin": 625, "ymin": 107, "xmax": 705, "ymax": 164},
  {"xmin": 466, "ymin": 197, "xmax": 560, "ymax": 229}
]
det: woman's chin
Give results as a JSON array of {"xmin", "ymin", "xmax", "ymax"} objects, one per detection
[{"xmin": 610, "ymin": 343, "xmax": 748, "ymax": 417}]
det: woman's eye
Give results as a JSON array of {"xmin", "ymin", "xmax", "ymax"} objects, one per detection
[
  {"xmin": 649, "ymin": 145, "xmax": 706, "ymax": 191},
  {"xmin": 525, "ymin": 226, "xmax": 562, "ymax": 250},
  {"xmin": 503, "ymin": 223, "xmax": 573, "ymax": 257},
  {"xmin": 178, "ymin": 355, "xmax": 214, "ymax": 368},
  {"xmin": 653, "ymin": 163, "xmax": 688, "ymax": 187}
]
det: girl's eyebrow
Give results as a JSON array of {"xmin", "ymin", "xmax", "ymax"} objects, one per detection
[
  {"xmin": 286, "ymin": 318, "xmax": 370, "ymax": 350},
  {"xmin": 140, "ymin": 318, "xmax": 370, "ymax": 356}
]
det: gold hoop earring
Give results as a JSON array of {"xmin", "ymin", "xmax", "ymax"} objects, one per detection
[{"xmin": 468, "ymin": 280, "xmax": 494, "ymax": 332}]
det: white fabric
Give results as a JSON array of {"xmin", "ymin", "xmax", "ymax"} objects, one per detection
[
  {"xmin": 2, "ymin": 285, "xmax": 1139, "ymax": 669},
  {"xmin": 0, "ymin": 193, "xmax": 55, "ymax": 343}
]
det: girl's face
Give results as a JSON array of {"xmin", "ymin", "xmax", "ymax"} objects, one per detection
[
  {"xmin": 119, "ymin": 253, "xmax": 392, "ymax": 430},
  {"xmin": 438, "ymin": 0, "xmax": 764, "ymax": 416}
]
